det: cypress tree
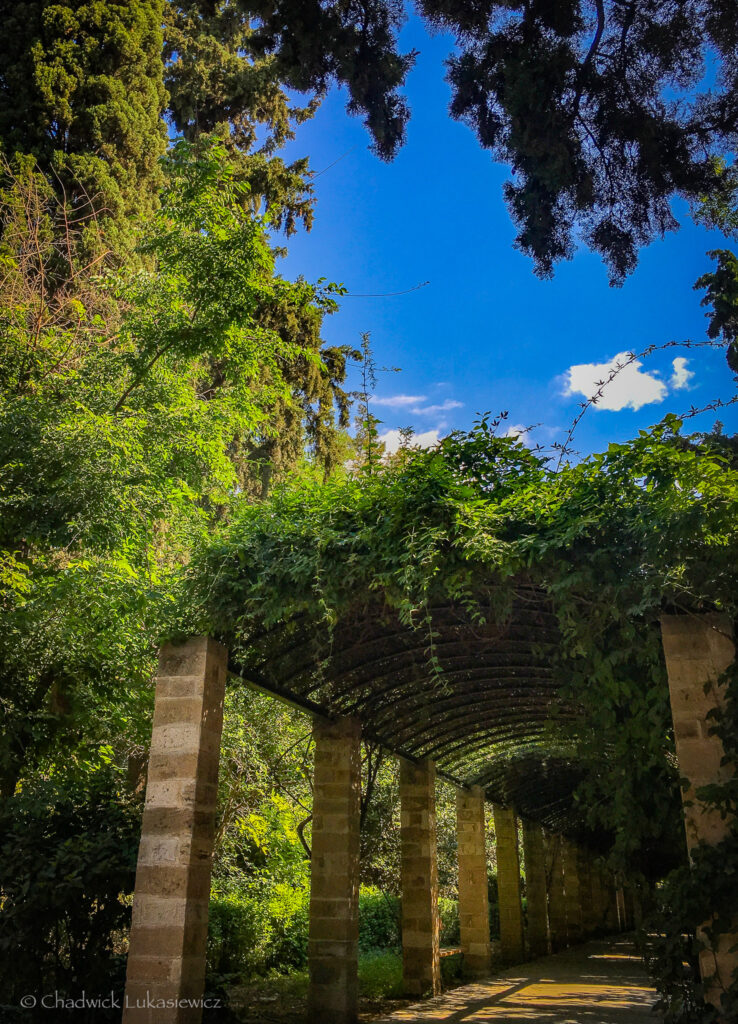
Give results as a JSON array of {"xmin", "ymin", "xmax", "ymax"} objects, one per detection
[{"xmin": 0, "ymin": 0, "xmax": 168, "ymax": 256}]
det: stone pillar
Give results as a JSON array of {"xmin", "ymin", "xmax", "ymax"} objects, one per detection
[
  {"xmin": 562, "ymin": 839, "xmax": 583, "ymax": 944},
  {"xmin": 603, "ymin": 868, "xmax": 615, "ymax": 931},
  {"xmin": 456, "ymin": 786, "xmax": 491, "ymax": 976},
  {"xmin": 400, "ymin": 759, "xmax": 441, "ymax": 997},
  {"xmin": 616, "ymin": 887, "xmax": 627, "ymax": 931},
  {"xmin": 661, "ymin": 613, "xmax": 737, "ymax": 1010},
  {"xmin": 308, "ymin": 716, "xmax": 361, "ymax": 1024},
  {"xmin": 547, "ymin": 834, "xmax": 568, "ymax": 951},
  {"xmin": 591, "ymin": 862, "xmax": 608, "ymax": 934},
  {"xmin": 522, "ymin": 820, "xmax": 548, "ymax": 958},
  {"xmin": 623, "ymin": 887, "xmax": 636, "ymax": 931},
  {"xmin": 123, "ymin": 637, "xmax": 228, "ymax": 1024},
  {"xmin": 578, "ymin": 850, "xmax": 595, "ymax": 936},
  {"xmin": 493, "ymin": 804, "xmax": 524, "ymax": 964},
  {"xmin": 603, "ymin": 873, "xmax": 619, "ymax": 932}
]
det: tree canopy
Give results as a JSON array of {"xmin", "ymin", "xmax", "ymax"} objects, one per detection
[
  {"xmin": 420, "ymin": 0, "xmax": 738, "ymax": 282},
  {"xmin": 5, "ymin": 1, "xmax": 738, "ymax": 291},
  {"xmin": 0, "ymin": 0, "xmax": 167, "ymax": 255},
  {"xmin": 0, "ymin": 138, "xmax": 349, "ymax": 798}
]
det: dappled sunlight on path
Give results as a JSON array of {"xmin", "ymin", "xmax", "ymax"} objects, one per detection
[{"xmin": 371, "ymin": 939, "xmax": 656, "ymax": 1024}]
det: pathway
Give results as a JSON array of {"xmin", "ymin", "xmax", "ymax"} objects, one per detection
[{"xmin": 371, "ymin": 938, "xmax": 657, "ymax": 1023}]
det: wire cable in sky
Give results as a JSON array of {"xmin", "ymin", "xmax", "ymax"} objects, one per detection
[
  {"xmin": 311, "ymin": 148, "xmax": 356, "ymax": 179},
  {"xmin": 343, "ymin": 280, "xmax": 430, "ymax": 298}
]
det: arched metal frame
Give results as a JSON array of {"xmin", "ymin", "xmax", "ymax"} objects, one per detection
[{"xmin": 226, "ymin": 587, "xmax": 598, "ymax": 834}]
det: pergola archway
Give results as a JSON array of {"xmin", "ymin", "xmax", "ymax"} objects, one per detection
[
  {"xmin": 119, "ymin": 601, "xmax": 735, "ymax": 1024},
  {"xmin": 118, "ymin": 430, "xmax": 738, "ymax": 1024}
]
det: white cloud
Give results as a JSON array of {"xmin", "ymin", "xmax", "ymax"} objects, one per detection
[
  {"xmin": 563, "ymin": 351, "xmax": 668, "ymax": 411},
  {"xmin": 670, "ymin": 357, "xmax": 694, "ymax": 390},
  {"xmin": 373, "ymin": 395, "xmax": 464, "ymax": 416},
  {"xmin": 373, "ymin": 394, "xmax": 426, "ymax": 407},
  {"xmin": 411, "ymin": 399, "xmax": 464, "ymax": 415},
  {"xmin": 502, "ymin": 423, "xmax": 533, "ymax": 446},
  {"xmin": 379, "ymin": 428, "xmax": 441, "ymax": 454}
]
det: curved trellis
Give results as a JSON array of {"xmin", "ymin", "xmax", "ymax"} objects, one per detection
[
  {"xmin": 184, "ymin": 424, "xmax": 737, "ymax": 849},
  {"xmin": 223, "ymin": 587, "xmax": 593, "ymax": 833}
]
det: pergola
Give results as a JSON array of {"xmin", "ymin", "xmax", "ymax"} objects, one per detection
[
  {"xmin": 230, "ymin": 588, "xmax": 578, "ymax": 830},
  {"xmin": 118, "ymin": 608, "xmax": 736, "ymax": 1024},
  {"xmin": 117, "ymin": 434, "xmax": 738, "ymax": 1024}
]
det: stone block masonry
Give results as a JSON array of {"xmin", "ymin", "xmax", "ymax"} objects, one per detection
[
  {"xmin": 456, "ymin": 787, "xmax": 491, "ymax": 975},
  {"xmin": 522, "ymin": 820, "xmax": 549, "ymax": 958},
  {"xmin": 123, "ymin": 637, "xmax": 228, "ymax": 1024},
  {"xmin": 661, "ymin": 613, "xmax": 737, "ymax": 1012},
  {"xmin": 562, "ymin": 839, "xmax": 583, "ymax": 944},
  {"xmin": 493, "ymin": 804, "xmax": 524, "ymax": 965},
  {"xmin": 400, "ymin": 759, "xmax": 441, "ymax": 997},
  {"xmin": 308, "ymin": 716, "xmax": 362, "ymax": 1024},
  {"xmin": 547, "ymin": 834, "xmax": 568, "ymax": 952},
  {"xmin": 578, "ymin": 849, "xmax": 595, "ymax": 936}
]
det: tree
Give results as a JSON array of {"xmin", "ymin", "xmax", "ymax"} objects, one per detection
[
  {"xmin": 696, "ymin": 250, "xmax": 738, "ymax": 374},
  {"xmin": 165, "ymin": 0, "xmax": 414, "ymax": 161},
  {"xmin": 163, "ymin": 0, "xmax": 416, "ymax": 237},
  {"xmin": 418, "ymin": 0, "xmax": 738, "ymax": 283},
  {"xmin": 694, "ymin": 173, "xmax": 738, "ymax": 374},
  {"xmin": 0, "ymin": 0, "xmax": 167, "ymax": 256},
  {"xmin": 0, "ymin": 140, "xmax": 350, "ymax": 796}
]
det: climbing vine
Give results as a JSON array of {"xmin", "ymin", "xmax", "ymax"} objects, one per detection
[{"xmin": 181, "ymin": 415, "xmax": 738, "ymax": 1019}]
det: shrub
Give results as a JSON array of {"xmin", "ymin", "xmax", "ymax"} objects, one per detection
[
  {"xmin": 359, "ymin": 888, "xmax": 401, "ymax": 952},
  {"xmin": 439, "ymin": 897, "xmax": 460, "ymax": 946},
  {"xmin": 0, "ymin": 771, "xmax": 140, "ymax": 1022},
  {"xmin": 207, "ymin": 882, "xmax": 310, "ymax": 981}
]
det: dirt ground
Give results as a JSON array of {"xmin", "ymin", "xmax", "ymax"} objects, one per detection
[{"xmin": 223, "ymin": 980, "xmax": 414, "ymax": 1023}]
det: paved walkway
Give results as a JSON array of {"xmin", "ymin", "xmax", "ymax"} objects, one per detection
[{"xmin": 372, "ymin": 938, "xmax": 657, "ymax": 1023}]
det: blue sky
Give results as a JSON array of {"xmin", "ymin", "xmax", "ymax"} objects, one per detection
[{"xmin": 277, "ymin": 12, "xmax": 736, "ymax": 459}]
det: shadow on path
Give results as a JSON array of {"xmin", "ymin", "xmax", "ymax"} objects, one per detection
[{"xmin": 371, "ymin": 937, "xmax": 656, "ymax": 1024}]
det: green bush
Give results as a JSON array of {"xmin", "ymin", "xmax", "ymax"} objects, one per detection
[
  {"xmin": 359, "ymin": 888, "xmax": 401, "ymax": 952},
  {"xmin": 439, "ymin": 897, "xmax": 460, "ymax": 946},
  {"xmin": 0, "ymin": 771, "xmax": 140, "ymax": 1022},
  {"xmin": 207, "ymin": 882, "xmax": 310, "ymax": 980},
  {"xmin": 209, "ymin": 883, "xmax": 408, "ymax": 984},
  {"xmin": 207, "ymin": 885, "xmax": 467, "ymax": 987}
]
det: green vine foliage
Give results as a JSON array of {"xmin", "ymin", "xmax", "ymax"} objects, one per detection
[{"xmin": 183, "ymin": 415, "xmax": 738, "ymax": 1019}]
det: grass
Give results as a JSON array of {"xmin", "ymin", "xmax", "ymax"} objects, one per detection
[
  {"xmin": 223, "ymin": 948, "xmax": 469, "ymax": 1021},
  {"xmin": 359, "ymin": 950, "xmax": 404, "ymax": 999}
]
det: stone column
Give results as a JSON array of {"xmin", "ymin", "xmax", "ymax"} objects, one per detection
[
  {"xmin": 614, "ymin": 892, "xmax": 626, "ymax": 933},
  {"xmin": 591, "ymin": 862, "xmax": 607, "ymax": 934},
  {"xmin": 456, "ymin": 786, "xmax": 491, "ymax": 976},
  {"xmin": 308, "ymin": 716, "xmax": 361, "ymax": 1024},
  {"xmin": 493, "ymin": 804, "xmax": 524, "ymax": 964},
  {"xmin": 578, "ymin": 849, "xmax": 595, "ymax": 936},
  {"xmin": 400, "ymin": 759, "xmax": 441, "ymax": 997},
  {"xmin": 547, "ymin": 834, "xmax": 568, "ymax": 951},
  {"xmin": 522, "ymin": 820, "xmax": 548, "ymax": 958},
  {"xmin": 123, "ymin": 637, "xmax": 228, "ymax": 1024},
  {"xmin": 603, "ymin": 872, "xmax": 619, "ymax": 932},
  {"xmin": 562, "ymin": 839, "xmax": 583, "ymax": 944},
  {"xmin": 661, "ymin": 613, "xmax": 737, "ymax": 1010},
  {"xmin": 623, "ymin": 887, "xmax": 636, "ymax": 931}
]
